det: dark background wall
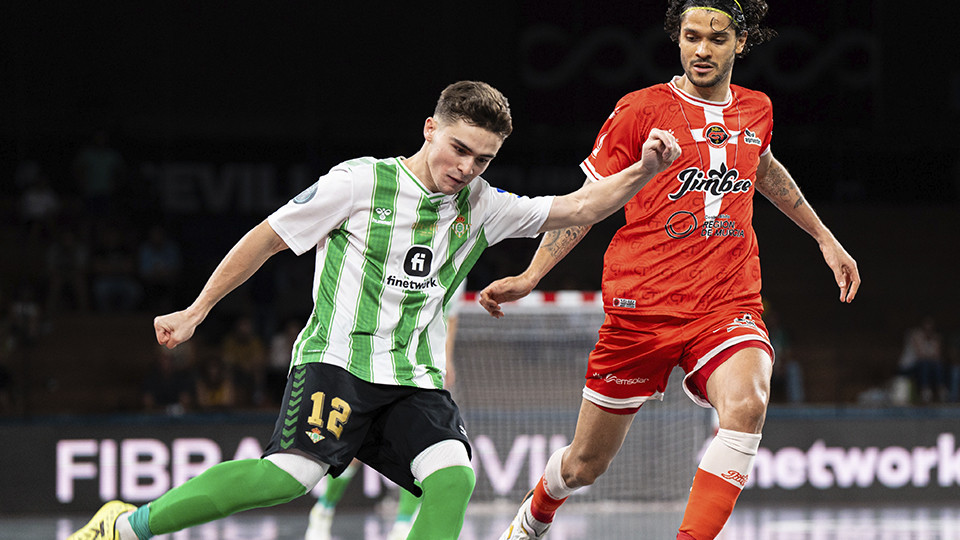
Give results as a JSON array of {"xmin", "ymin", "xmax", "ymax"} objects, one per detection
[{"xmin": 1, "ymin": 1, "xmax": 958, "ymax": 408}]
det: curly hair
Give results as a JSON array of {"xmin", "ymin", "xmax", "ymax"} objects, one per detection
[
  {"xmin": 664, "ymin": 0, "xmax": 777, "ymax": 57},
  {"xmin": 434, "ymin": 81, "xmax": 513, "ymax": 140}
]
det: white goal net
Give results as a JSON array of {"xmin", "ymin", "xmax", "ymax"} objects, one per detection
[{"xmin": 453, "ymin": 291, "xmax": 714, "ymax": 505}]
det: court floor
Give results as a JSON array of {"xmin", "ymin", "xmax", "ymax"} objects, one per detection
[{"xmin": 8, "ymin": 501, "xmax": 960, "ymax": 540}]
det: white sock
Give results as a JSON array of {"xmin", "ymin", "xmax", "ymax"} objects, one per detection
[
  {"xmin": 698, "ymin": 428, "xmax": 761, "ymax": 487},
  {"xmin": 541, "ymin": 446, "xmax": 576, "ymax": 500},
  {"xmin": 115, "ymin": 512, "xmax": 137, "ymax": 540}
]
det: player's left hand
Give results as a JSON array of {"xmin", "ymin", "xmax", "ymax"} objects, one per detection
[
  {"xmin": 479, "ymin": 274, "xmax": 538, "ymax": 318},
  {"xmin": 820, "ymin": 239, "xmax": 860, "ymax": 303}
]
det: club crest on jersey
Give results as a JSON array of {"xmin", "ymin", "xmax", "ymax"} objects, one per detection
[
  {"xmin": 306, "ymin": 428, "xmax": 325, "ymax": 443},
  {"xmin": 450, "ymin": 215, "xmax": 470, "ymax": 238},
  {"xmin": 703, "ymin": 123, "xmax": 731, "ymax": 148},
  {"xmin": 743, "ymin": 129, "xmax": 762, "ymax": 146},
  {"xmin": 373, "ymin": 207, "xmax": 393, "ymax": 225}
]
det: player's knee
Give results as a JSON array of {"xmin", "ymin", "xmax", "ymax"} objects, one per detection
[
  {"xmin": 719, "ymin": 392, "xmax": 768, "ymax": 432},
  {"xmin": 563, "ymin": 453, "xmax": 611, "ymax": 487},
  {"xmin": 422, "ymin": 465, "xmax": 476, "ymax": 502}
]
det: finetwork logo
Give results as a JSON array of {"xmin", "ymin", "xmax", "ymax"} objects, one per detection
[
  {"xmin": 747, "ymin": 433, "xmax": 960, "ymax": 490},
  {"xmin": 386, "ymin": 275, "xmax": 438, "ymax": 290},
  {"xmin": 403, "ymin": 246, "xmax": 433, "ymax": 277}
]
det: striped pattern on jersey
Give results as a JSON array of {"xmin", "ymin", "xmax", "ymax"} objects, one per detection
[{"xmin": 268, "ymin": 157, "xmax": 550, "ymax": 389}]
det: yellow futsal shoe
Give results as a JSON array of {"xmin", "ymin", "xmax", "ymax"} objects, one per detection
[{"xmin": 67, "ymin": 500, "xmax": 137, "ymax": 540}]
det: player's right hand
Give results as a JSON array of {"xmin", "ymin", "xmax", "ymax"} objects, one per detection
[
  {"xmin": 479, "ymin": 275, "xmax": 537, "ymax": 318},
  {"xmin": 637, "ymin": 128, "xmax": 681, "ymax": 178},
  {"xmin": 154, "ymin": 310, "xmax": 198, "ymax": 349}
]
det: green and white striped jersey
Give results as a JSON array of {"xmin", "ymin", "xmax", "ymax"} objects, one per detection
[{"xmin": 268, "ymin": 157, "xmax": 553, "ymax": 389}]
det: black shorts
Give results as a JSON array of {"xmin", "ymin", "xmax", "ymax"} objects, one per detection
[{"xmin": 262, "ymin": 362, "xmax": 471, "ymax": 495}]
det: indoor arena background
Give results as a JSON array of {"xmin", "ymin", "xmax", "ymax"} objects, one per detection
[{"xmin": 2, "ymin": 1, "xmax": 959, "ymax": 538}]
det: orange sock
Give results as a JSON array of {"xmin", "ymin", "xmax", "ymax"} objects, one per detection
[
  {"xmin": 677, "ymin": 468, "xmax": 743, "ymax": 539},
  {"xmin": 529, "ymin": 476, "xmax": 567, "ymax": 523}
]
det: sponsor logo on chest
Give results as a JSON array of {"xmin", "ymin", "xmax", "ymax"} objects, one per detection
[{"xmin": 668, "ymin": 163, "xmax": 752, "ymax": 201}]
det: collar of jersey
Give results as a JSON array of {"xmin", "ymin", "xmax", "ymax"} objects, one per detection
[
  {"xmin": 394, "ymin": 157, "xmax": 458, "ymax": 205},
  {"xmin": 668, "ymin": 76, "xmax": 733, "ymax": 108}
]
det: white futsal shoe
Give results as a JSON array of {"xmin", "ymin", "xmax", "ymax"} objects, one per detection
[
  {"xmin": 499, "ymin": 493, "xmax": 550, "ymax": 540},
  {"xmin": 305, "ymin": 503, "xmax": 334, "ymax": 540},
  {"xmin": 386, "ymin": 520, "xmax": 413, "ymax": 540}
]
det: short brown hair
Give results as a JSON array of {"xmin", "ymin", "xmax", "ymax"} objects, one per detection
[{"xmin": 434, "ymin": 81, "xmax": 513, "ymax": 140}]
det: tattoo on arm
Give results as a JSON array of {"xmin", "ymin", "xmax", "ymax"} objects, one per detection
[
  {"xmin": 759, "ymin": 161, "xmax": 805, "ymax": 210},
  {"xmin": 542, "ymin": 225, "xmax": 590, "ymax": 259}
]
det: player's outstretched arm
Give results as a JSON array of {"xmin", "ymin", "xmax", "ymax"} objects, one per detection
[
  {"xmin": 755, "ymin": 152, "xmax": 861, "ymax": 303},
  {"xmin": 154, "ymin": 220, "xmax": 289, "ymax": 348},
  {"xmin": 479, "ymin": 223, "xmax": 592, "ymax": 318},
  {"xmin": 539, "ymin": 128, "xmax": 680, "ymax": 231},
  {"xmin": 480, "ymin": 129, "xmax": 680, "ymax": 318}
]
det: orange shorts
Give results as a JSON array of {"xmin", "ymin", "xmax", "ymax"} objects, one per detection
[{"xmin": 583, "ymin": 306, "xmax": 774, "ymax": 412}]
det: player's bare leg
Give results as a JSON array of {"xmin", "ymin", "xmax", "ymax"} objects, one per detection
[
  {"xmin": 678, "ymin": 347, "xmax": 771, "ymax": 539},
  {"xmin": 501, "ymin": 400, "xmax": 634, "ymax": 539},
  {"xmin": 561, "ymin": 400, "xmax": 637, "ymax": 489}
]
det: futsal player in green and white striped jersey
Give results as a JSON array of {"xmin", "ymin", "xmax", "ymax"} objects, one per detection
[{"xmin": 69, "ymin": 80, "xmax": 680, "ymax": 540}]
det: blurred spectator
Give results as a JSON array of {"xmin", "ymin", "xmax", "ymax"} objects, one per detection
[
  {"xmin": 72, "ymin": 129, "xmax": 125, "ymax": 215},
  {"xmin": 143, "ymin": 346, "xmax": 194, "ymax": 415},
  {"xmin": 267, "ymin": 318, "xmax": 300, "ymax": 399},
  {"xmin": 9, "ymin": 285, "xmax": 43, "ymax": 345},
  {"xmin": 0, "ymin": 290, "xmax": 18, "ymax": 415},
  {"xmin": 0, "ymin": 313, "xmax": 13, "ymax": 413},
  {"xmin": 44, "ymin": 227, "xmax": 92, "ymax": 314},
  {"xmin": 90, "ymin": 224, "xmax": 143, "ymax": 312},
  {"xmin": 13, "ymin": 154, "xmax": 41, "ymax": 192},
  {"xmin": 138, "ymin": 225, "xmax": 183, "ymax": 311},
  {"xmin": 947, "ymin": 328, "xmax": 960, "ymax": 402},
  {"xmin": 0, "ymin": 359, "xmax": 12, "ymax": 415},
  {"xmin": 221, "ymin": 315, "xmax": 267, "ymax": 407},
  {"xmin": 195, "ymin": 354, "xmax": 236, "ymax": 411},
  {"xmin": 765, "ymin": 300, "xmax": 804, "ymax": 403},
  {"xmin": 899, "ymin": 316, "xmax": 946, "ymax": 403},
  {"xmin": 19, "ymin": 171, "xmax": 61, "ymax": 243}
]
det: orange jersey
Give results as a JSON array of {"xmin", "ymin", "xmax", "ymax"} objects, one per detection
[{"xmin": 582, "ymin": 78, "xmax": 773, "ymax": 317}]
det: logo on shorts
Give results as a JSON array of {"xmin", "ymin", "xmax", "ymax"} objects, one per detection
[
  {"xmin": 612, "ymin": 297, "xmax": 637, "ymax": 309},
  {"xmin": 726, "ymin": 312, "xmax": 758, "ymax": 332},
  {"xmin": 306, "ymin": 428, "xmax": 325, "ymax": 443},
  {"xmin": 603, "ymin": 374, "xmax": 649, "ymax": 385},
  {"xmin": 459, "ymin": 424, "xmax": 467, "ymax": 436}
]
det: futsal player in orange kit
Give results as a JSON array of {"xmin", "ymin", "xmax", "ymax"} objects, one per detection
[{"xmin": 483, "ymin": 1, "xmax": 861, "ymax": 539}]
